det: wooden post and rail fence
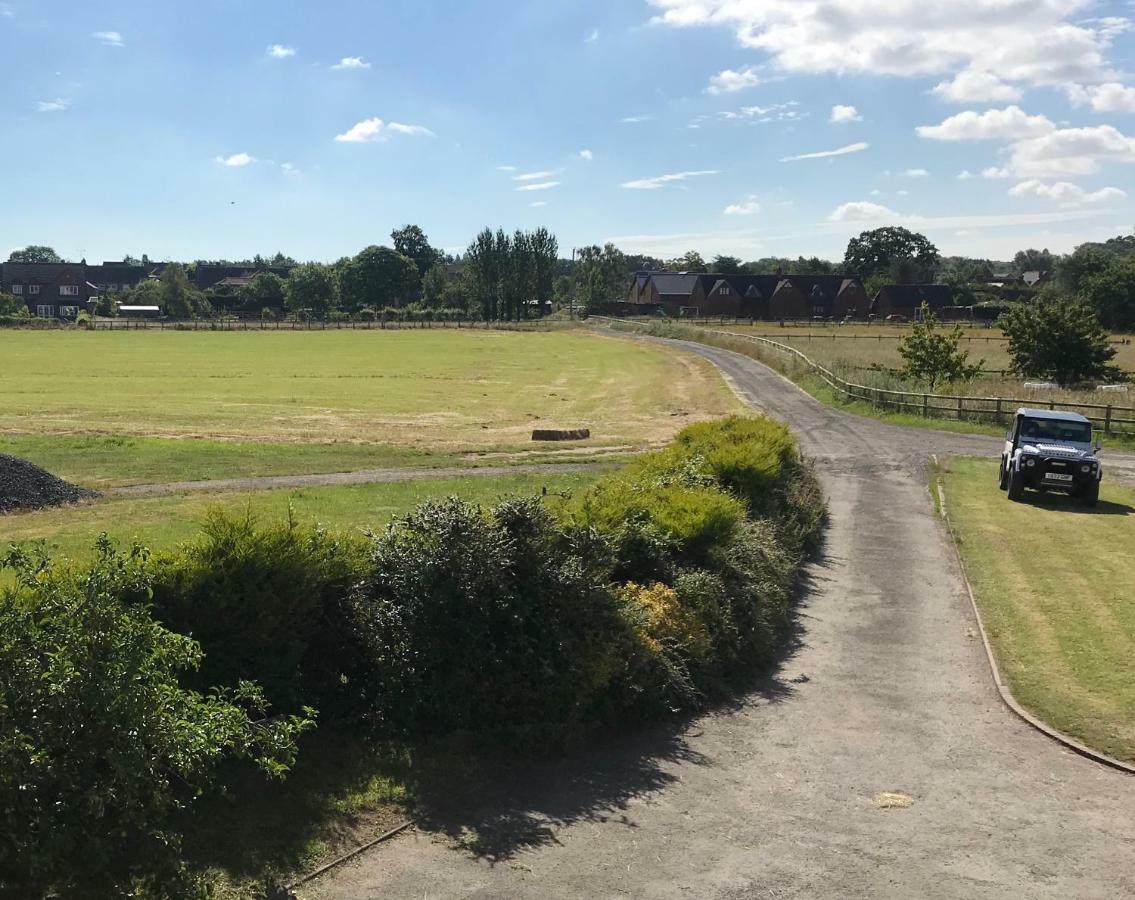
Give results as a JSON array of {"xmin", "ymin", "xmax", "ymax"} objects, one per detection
[{"xmin": 591, "ymin": 317, "xmax": 1135, "ymax": 439}]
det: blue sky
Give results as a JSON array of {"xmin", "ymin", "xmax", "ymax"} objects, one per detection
[{"xmin": 3, "ymin": 0, "xmax": 1134, "ymax": 264}]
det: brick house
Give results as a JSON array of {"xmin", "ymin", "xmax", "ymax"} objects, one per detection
[
  {"xmin": 1, "ymin": 263, "xmax": 92, "ymax": 319},
  {"xmin": 871, "ymin": 284, "xmax": 955, "ymax": 319},
  {"xmin": 629, "ymin": 271, "xmax": 868, "ymax": 320},
  {"xmin": 192, "ymin": 263, "xmax": 295, "ymax": 292}
]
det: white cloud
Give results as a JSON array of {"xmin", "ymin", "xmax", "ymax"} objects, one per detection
[
  {"xmin": 706, "ymin": 66, "xmax": 762, "ymax": 94},
  {"xmin": 621, "ymin": 115, "xmax": 654, "ymax": 123},
  {"xmin": 579, "ymin": 149, "xmax": 594, "ymax": 161},
  {"xmin": 516, "ymin": 181, "xmax": 560, "ymax": 192},
  {"xmin": 1006, "ymin": 125, "xmax": 1135, "ymax": 177},
  {"xmin": 917, "ymin": 106, "xmax": 1054, "ymax": 142},
  {"xmin": 215, "ymin": 153, "xmax": 256, "ymax": 167},
  {"xmin": 724, "ymin": 196, "xmax": 761, "ymax": 215},
  {"xmin": 830, "ymin": 104, "xmax": 861, "ymax": 124},
  {"xmin": 957, "ymin": 170, "xmax": 974, "ymax": 179},
  {"xmin": 335, "ymin": 118, "xmax": 433, "ymax": 142},
  {"xmin": 514, "ymin": 170, "xmax": 555, "ymax": 181},
  {"xmin": 896, "ymin": 189, "xmax": 910, "ymax": 196},
  {"xmin": 648, "ymin": 1, "xmax": 1123, "ymax": 91},
  {"xmin": 719, "ymin": 102, "xmax": 803, "ymax": 123},
  {"xmin": 931, "ymin": 70, "xmax": 1021, "ymax": 103},
  {"xmin": 281, "ymin": 162, "xmax": 299, "ymax": 175},
  {"xmin": 530, "ymin": 200, "xmax": 548, "ymax": 207},
  {"xmin": 35, "ymin": 98, "xmax": 70, "ymax": 113},
  {"xmin": 621, "ymin": 170, "xmax": 720, "ymax": 189},
  {"xmin": 828, "ymin": 201, "xmax": 900, "ymax": 222},
  {"xmin": 903, "ymin": 168, "xmax": 930, "ymax": 177},
  {"xmin": 983, "ymin": 167, "xmax": 1011, "ymax": 179},
  {"xmin": 93, "ymin": 30, "xmax": 124, "ymax": 47},
  {"xmin": 586, "ymin": 28, "xmax": 600, "ymax": 44},
  {"xmin": 267, "ymin": 44, "xmax": 296, "ymax": 59},
  {"xmin": 1008, "ymin": 179, "xmax": 1127, "ymax": 205},
  {"xmin": 497, "ymin": 165, "xmax": 517, "ymax": 172},
  {"xmin": 780, "ymin": 142, "xmax": 869, "ymax": 162},
  {"xmin": 331, "ymin": 56, "xmax": 371, "ymax": 70},
  {"xmin": 1065, "ymin": 82, "xmax": 1135, "ymax": 113}
]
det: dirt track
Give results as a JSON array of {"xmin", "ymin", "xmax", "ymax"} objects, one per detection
[{"xmin": 307, "ymin": 339, "xmax": 1135, "ymax": 900}]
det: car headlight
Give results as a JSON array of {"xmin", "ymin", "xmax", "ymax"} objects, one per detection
[
  {"xmin": 1025, "ymin": 458, "xmax": 1036, "ymax": 467},
  {"xmin": 1081, "ymin": 465, "xmax": 1091, "ymax": 473}
]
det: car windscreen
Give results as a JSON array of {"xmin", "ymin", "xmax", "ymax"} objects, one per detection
[{"xmin": 1020, "ymin": 417, "xmax": 1092, "ymax": 443}]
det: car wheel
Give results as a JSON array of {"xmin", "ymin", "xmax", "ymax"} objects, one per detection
[
  {"xmin": 1081, "ymin": 481, "xmax": 1099, "ymax": 508},
  {"xmin": 998, "ymin": 461, "xmax": 1008, "ymax": 490},
  {"xmin": 1007, "ymin": 468, "xmax": 1025, "ymax": 501}
]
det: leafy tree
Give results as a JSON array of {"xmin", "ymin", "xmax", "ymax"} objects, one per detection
[
  {"xmin": 7, "ymin": 245, "xmax": 63, "ymax": 264},
  {"xmin": 897, "ymin": 305, "xmax": 984, "ymax": 388},
  {"xmin": 843, "ymin": 227, "xmax": 940, "ymax": 281},
  {"xmin": 711, "ymin": 255, "xmax": 743, "ymax": 274},
  {"xmin": 0, "ymin": 292, "xmax": 28, "ymax": 317},
  {"xmin": 285, "ymin": 263, "xmax": 339, "ymax": 318},
  {"xmin": 465, "ymin": 228, "xmax": 509, "ymax": 320},
  {"xmin": 575, "ymin": 243, "xmax": 627, "ymax": 314},
  {"xmin": 528, "ymin": 226, "xmax": 559, "ymax": 310},
  {"xmin": 940, "ymin": 256, "xmax": 995, "ymax": 285},
  {"xmin": 1000, "ymin": 298, "xmax": 1119, "ymax": 385},
  {"xmin": 666, "ymin": 250, "xmax": 706, "ymax": 272},
  {"xmin": 391, "ymin": 224, "xmax": 439, "ymax": 280},
  {"xmin": 157, "ymin": 264, "xmax": 209, "ymax": 318},
  {"xmin": 338, "ymin": 246, "xmax": 419, "ymax": 312},
  {"xmin": 0, "ymin": 539, "xmax": 312, "ymax": 897},
  {"xmin": 1076, "ymin": 255, "xmax": 1135, "ymax": 330},
  {"xmin": 420, "ymin": 264, "xmax": 449, "ymax": 308},
  {"xmin": 93, "ymin": 292, "xmax": 117, "ymax": 317},
  {"xmin": 241, "ymin": 272, "xmax": 286, "ymax": 310},
  {"xmin": 1012, "ymin": 248, "xmax": 1056, "ymax": 277}
]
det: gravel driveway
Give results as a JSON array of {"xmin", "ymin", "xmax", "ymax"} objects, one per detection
[{"xmin": 307, "ymin": 339, "xmax": 1135, "ymax": 900}]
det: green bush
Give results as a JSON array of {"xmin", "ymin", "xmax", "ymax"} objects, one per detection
[
  {"xmin": 150, "ymin": 512, "xmax": 369, "ymax": 718},
  {"xmin": 349, "ymin": 497, "xmax": 636, "ymax": 741},
  {"xmin": 0, "ymin": 539, "xmax": 312, "ymax": 898}
]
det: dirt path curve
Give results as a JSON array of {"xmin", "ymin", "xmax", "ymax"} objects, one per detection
[
  {"xmin": 106, "ymin": 462, "xmax": 606, "ymax": 497},
  {"xmin": 308, "ymin": 340, "xmax": 1135, "ymax": 900}
]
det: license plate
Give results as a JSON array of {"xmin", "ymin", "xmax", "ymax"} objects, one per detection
[{"xmin": 1045, "ymin": 473, "xmax": 1073, "ymax": 482}]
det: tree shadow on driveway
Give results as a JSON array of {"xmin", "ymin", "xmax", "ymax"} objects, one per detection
[{"xmin": 404, "ymin": 544, "xmax": 827, "ymax": 865}]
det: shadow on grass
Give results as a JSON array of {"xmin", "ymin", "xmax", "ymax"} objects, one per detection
[{"xmin": 1018, "ymin": 490, "xmax": 1133, "ymax": 516}]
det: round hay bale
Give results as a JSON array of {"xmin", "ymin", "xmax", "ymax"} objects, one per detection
[
  {"xmin": 531, "ymin": 428, "xmax": 591, "ymax": 442},
  {"xmin": 0, "ymin": 453, "xmax": 97, "ymax": 515}
]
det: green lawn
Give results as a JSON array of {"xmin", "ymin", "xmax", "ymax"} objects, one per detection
[
  {"xmin": 941, "ymin": 457, "xmax": 1135, "ymax": 763},
  {"xmin": 0, "ymin": 470, "xmax": 597, "ymax": 567},
  {"xmin": 0, "ymin": 329, "xmax": 739, "ymax": 450}
]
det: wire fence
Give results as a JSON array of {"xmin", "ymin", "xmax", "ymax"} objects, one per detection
[
  {"xmin": 83, "ymin": 318, "xmax": 563, "ymax": 332},
  {"xmin": 593, "ymin": 317, "xmax": 1135, "ymax": 438}
]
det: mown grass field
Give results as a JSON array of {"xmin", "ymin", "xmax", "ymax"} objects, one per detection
[
  {"xmin": 0, "ymin": 329, "xmax": 740, "ymax": 450},
  {"xmin": 0, "ymin": 469, "xmax": 597, "ymax": 567},
  {"xmin": 942, "ymin": 457, "xmax": 1135, "ymax": 763}
]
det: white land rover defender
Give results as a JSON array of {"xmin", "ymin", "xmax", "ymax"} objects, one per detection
[{"xmin": 999, "ymin": 408, "xmax": 1102, "ymax": 507}]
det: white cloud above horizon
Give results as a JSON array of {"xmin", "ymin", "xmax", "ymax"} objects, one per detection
[
  {"xmin": 781, "ymin": 142, "xmax": 869, "ymax": 162},
  {"xmin": 215, "ymin": 153, "xmax": 256, "ymax": 167},
  {"xmin": 36, "ymin": 98, "xmax": 70, "ymax": 113},
  {"xmin": 579, "ymin": 149, "xmax": 594, "ymax": 161},
  {"xmin": 724, "ymin": 196, "xmax": 761, "ymax": 215},
  {"xmin": 621, "ymin": 170, "xmax": 720, "ymax": 189},
  {"xmin": 830, "ymin": 105, "xmax": 861, "ymax": 124},
  {"xmin": 334, "ymin": 118, "xmax": 434, "ymax": 142},
  {"xmin": 267, "ymin": 44, "xmax": 296, "ymax": 59},
  {"xmin": 331, "ymin": 56, "xmax": 371, "ymax": 70},
  {"xmin": 1008, "ymin": 180, "xmax": 1127, "ymax": 206},
  {"xmin": 515, "ymin": 181, "xmax": 560, "ymax": 192},
  {"xmin": 93, "ymin": 30, "xmax": 124, "ymax": 47},
  {"xmin": 706, "ymin": 66, "xmax": 762, "ymax": 94}
]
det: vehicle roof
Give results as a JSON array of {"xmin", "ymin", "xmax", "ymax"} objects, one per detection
[{"xmin": 1016, "ymin": 408, "xmax": 1092, "ymax": 424}]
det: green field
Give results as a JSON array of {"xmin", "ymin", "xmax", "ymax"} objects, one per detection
[
  {"xmin": 0, "ymin": 329, "xmax": 739, "ymax": 450},
  {"xmin": 941, "ymin": 457, "xmax": 1135, "ymax": 763},
  {"xmin": 0, "ymin": 470, "xmax": 597, "ymax": 567}
]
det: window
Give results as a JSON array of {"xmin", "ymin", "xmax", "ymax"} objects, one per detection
[
  {"xmin": 28, "ymin": 285, "xmax": 41, "ymax": 295},
  {"xmin": 59, "ymin": 285, "xmax": 79, "ymax": 296},
  {"xmin": 719, "ymin": 286, "xmax": 731, "ymax": 295},
  {"xmin": 59, "ymin": 305, "xmax": 78, "ymax": 317},
  {"xmin": 36, "ymin": 305, "xmax": 55, "ymax": 317},
  {"xmin": 10, "ymin": 284, "xmax": 22, "ymax": 295}
]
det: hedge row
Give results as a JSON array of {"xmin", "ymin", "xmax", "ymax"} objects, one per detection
[{"xmin": 0, "ymin": 416, "xmax": 824, "ymax": 896}]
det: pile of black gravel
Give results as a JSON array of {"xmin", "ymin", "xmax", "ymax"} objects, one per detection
[{"xmin": 0, "ymin": 453, "xmax": 97, "ymax": 515}]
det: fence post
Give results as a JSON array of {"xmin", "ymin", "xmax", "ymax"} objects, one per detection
[
  {"xmin": 957, "ymin": 396, "xmax": 963, "ymax": 420},
  {"xmin": 923, "ymin": 394, "xmax": 928, "ymax": 417},
  {"xmin": 995, "ymin": 397, "xmax": 1001, "ymax": 421},
  {"xmin": 1104, "ymin": 405, "xmax": 1112, "ymax": 436}
]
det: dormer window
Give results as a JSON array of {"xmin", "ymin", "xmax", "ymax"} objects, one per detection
[
  {"xmin": 28, "ymin": 285, "xmax": 41, "ymax": 296},
  {"xmin": 10, "ymin": 284, "xmax": 22, "ymax": 295},
  {"xmin": 719, "ymin": 285, "xmax": 730, "ymax": 295}
]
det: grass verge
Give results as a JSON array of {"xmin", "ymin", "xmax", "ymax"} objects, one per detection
[
  {"xmin": 0, "ymin": 470, "xmax": 598, "ymax": 566},
  {"xmin": 940, "ymin": 457, "xmax": 1135, "ymax": 764}
]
